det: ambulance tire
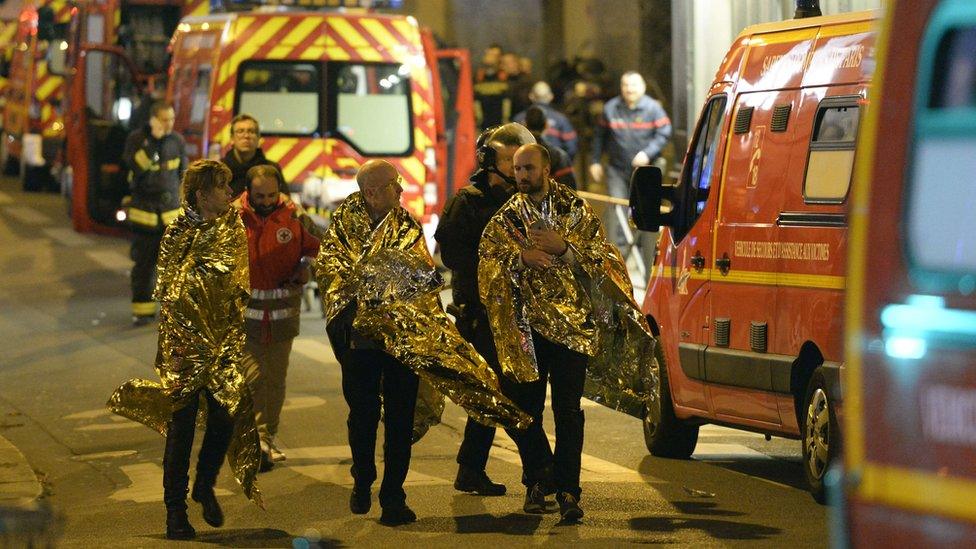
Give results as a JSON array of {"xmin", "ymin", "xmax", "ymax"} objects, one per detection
[
  {"xmin": 642, "ymin": 343, "xmax": 699, "ymax": 459},
  {"xmin": 801, "ymin": 367, "xmax": 839, "ymax": 504}
]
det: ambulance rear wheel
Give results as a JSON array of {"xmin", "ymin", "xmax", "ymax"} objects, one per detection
[
  {"xmin": 643, "ymin": 343, "xmax": 699, "ymax": 458},
  {"xmin": 801, "ymin": 367, "xmax": 839, "ymax": 504}
]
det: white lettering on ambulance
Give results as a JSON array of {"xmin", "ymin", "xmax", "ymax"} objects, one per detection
[{"xmin": 733, "ymin": 240, "xmax": 830, "ymax": 261}]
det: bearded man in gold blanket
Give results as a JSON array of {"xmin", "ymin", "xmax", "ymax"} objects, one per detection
[
  {"xmin": 479, "ymin": 143, "xmax": 658, "ymax": 523},
  {"xmin": 108, "ymin": 160, "xmax": 261, "ymax": 540},
  {"xmin": 315, "ymin": 159, "xmax": 530, "ymax": 526}
]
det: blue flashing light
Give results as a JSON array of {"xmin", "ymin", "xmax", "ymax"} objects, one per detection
[{"xmin": 884, "ymin": 336, "xmax": 927, "ymax": 360}]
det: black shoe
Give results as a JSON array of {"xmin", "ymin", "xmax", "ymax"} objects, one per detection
[
  {"xmin": 557, "ymin": 492, "xmax": 584, "ymax": 523},
  {"xmin": 523, "ymin": 483, "xmax": 559, "ymax": 514},
  {"xmin": 379, "ymin": 503, "xmax": 417, "ymax": 526},
  {"xmin": 132, "ymin": 315, "xmax": 154, "ymax": 327},
  {"xmin": 191, "ymin": 486, "xmax": 224, "ymax": 527},
  {"xmin": 349, "ymin": 486, "xmax": 371, "ymax": 515},
  {"xmin": 259, "ymin": 451, "xmax": 275, "ymax": 473},
  {"xmin": 454, "ymin": 466, "xmax": 506, "ymax": 496},
  {"xmin": 165, "ymin": 508, "xmax": 196, "ymax": 540}
]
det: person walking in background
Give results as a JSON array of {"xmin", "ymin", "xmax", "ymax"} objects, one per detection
[
  {"xmin": 521, "ymin": 106, "xmax": 577, "ymax": 189},
  {"xmin": 589, "ymin": 71, "xmax": 671, "ymax": 251},
  {"xmin": 474, "ymin": 44, "xmax": 510, "ymax": 129},
  {"xmin": 513, "ymin": 81, "xmax": 579, "ymax": 160},
  {"xmin": 502, "ymin": 52, "xmax": 533, "ymax": 117},
  {"xmin": 238, "ymin": 164, "xmax": 320, "ymax": 472},
  {"xmin": 108, "ymin": 160, "xmax": 262, "ymax": 540},
  {"xmin": 222, "ymin": 114, "xmax": 283, "ymax": 197},
  {"xmin": 122, "ymin": 101, "xmax": 186, "ymax": 326}
]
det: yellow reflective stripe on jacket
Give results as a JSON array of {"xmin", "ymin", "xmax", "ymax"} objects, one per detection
[
  {"xmin": 160, "ymin": 208, "xmax": 182, "ymax": 226},
  {"xmin": 133, "ymin": 149, "xmax": 153, "ymax": 170},
  {"xmin": 127, "ymin": 207, "xmax": 159, "ymax": 228},
  {"xmin": 165, "ymin": 158, "xmax": 181, "ymax": 170},
  {"xmin": 131, "ymin": 302, "xmax": 156, "ymax": 315}
]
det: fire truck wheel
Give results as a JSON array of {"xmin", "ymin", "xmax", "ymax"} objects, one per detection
[
  {"xmin": 642, "ymin": 343, "xmax": 699, "ymax": 459},
  {"xmin": 801, "ymin": 366, "xmax": 839, "ymax": 504}
]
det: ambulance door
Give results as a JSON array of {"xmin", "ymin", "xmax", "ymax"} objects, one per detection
[
  {"xmin": 707, "ymin": 90, "xmax": 800, "ymax": 425},
  {"xmin": 434, "ymin": 48, "xmax": 475, "ymax": 201},
  {"xmin": 660, "ymin": 88, "xmax": 730, "ymax": 411},
  {"xmin": 67, "ymin": 46, "xmax": 138, "ymax": 231}
]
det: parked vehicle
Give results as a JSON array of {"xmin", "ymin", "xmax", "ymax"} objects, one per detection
[
  {"xmin": 841, "ymin": 0, "xmax": 976, "ymax": 544},
  {"xmin": 163, "ymin": 3, "xmax": 473, "ymax": 237},
  {"xmin": 629, "ymin": 8, "xmax": 878, "ymax": 502}
]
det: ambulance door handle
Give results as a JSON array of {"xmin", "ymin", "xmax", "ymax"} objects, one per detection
[
  {"xmin": 690, "ymin": 251, "xmax": 705, "ymax": 271},
  {"xmin": 715, "ymin": 253, "xmax": 731, "ymax": 275}
]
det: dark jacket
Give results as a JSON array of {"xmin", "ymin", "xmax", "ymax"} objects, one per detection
[
  {"xmin": 513, "ymin": 102, "xmax": 579, "ymax": 159},
  {"xmin": 222, "ymin": 148, "xmax": 282, "ymax": 197},
  {"xmin": 123, "ymin": 127, "xmax": 187, "ymax": 232},
  {"xmin": 434, "ymin": 173, "xmax": 513, "ymax": 310},
  {"xmin": 592, "ymin": 95, "xmax": 672, "ymax": 171},
  {"xmin": 533, "ymin": 135, "xmax": 576, "ymax": 190}
]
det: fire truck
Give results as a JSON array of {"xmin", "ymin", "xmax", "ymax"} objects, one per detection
[
  {"xmin": 161, "ymin": 0, "xmax": 474, "ymax": 237},
  {"xmin": 629, "ymin": 8, "xmax": 878, "ymax": 502},
  {"xmin": 840, "ymin": 0, "xmax": 976, "ymax": 545},
  {"xmin": 0, "ymin": 0, "xmax": 206, "ymax": 206},
  {"xmin": 0, "ymin": 0, "xmax": 20, "ymax": 132}
]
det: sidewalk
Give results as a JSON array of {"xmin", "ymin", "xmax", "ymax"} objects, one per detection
[{"xmin": 0, "ymin": 432, "xmax": 40, "ymax": 505}]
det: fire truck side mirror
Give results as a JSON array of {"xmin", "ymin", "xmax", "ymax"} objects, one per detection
[{"xmin": 629, "ymin": 165, "xmax": 674, "ymax": 231}]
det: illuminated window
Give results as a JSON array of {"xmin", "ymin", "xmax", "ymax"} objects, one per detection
[{"xmin": 803, "ymin": 99, "xmax": 860, "ymax": 203}]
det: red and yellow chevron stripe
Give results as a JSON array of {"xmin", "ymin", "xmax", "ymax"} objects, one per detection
[{"xmin": 204, "ymin": 12, "xmax": 437, "ymax": 220}]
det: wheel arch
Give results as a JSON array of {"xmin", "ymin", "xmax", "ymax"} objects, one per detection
[{"xmin": 791, "ymin": 340, "xmax": 825, "ymax": 425}]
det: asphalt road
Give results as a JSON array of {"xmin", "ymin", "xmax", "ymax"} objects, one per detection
[{"xmin": 0, "ymin": 177, "xmax": 829, "ymax": 547}]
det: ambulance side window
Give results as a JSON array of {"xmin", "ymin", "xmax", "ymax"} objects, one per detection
[
  {"xmin": 803, "ymin": 99, "xmax": 860, "ymax": 203},
  {"xmin": 190, "ymin": 66, "xmax": 210, "ymax": 131},
  {"xmin": 906, "ymin": 25, "xmax": 976, "ymax": 276},
  {"xmin": 329, "ymin": 62, "xmax": 412, "ymax": 156},
  {"xmin": 672, "ymin": 94, "xmax": 727, "ymax": 243}
]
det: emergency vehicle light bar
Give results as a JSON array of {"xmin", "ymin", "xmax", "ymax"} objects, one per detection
[{"xmin": 210, "ymin": 0, "xmax": 402, "ymax": 12}]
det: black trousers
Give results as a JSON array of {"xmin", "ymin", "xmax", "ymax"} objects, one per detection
[
  {"xmin": 455, "ymin": 312, "xmax": 555, "ymax": 488},
  {"xmin": 131, "ymin": 231, "xmax": 163, "ymax": 310},
  {"xmin": 341, "ymin": 348, "xmax": 419, "ymax": 507},
  {"xmin": 163, "ymin": 389, "xmax": 234, "ymax": 512}
]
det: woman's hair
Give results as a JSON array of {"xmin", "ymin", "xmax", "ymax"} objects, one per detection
[{"xmin": 182, "ymin": 159, "xmax": 232, "ymax": 208}]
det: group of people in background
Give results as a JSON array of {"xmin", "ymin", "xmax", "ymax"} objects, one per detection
[
  {"xmin": 107, "ymin": 96, "xmax": 659, "ymax": 539},
  {"xmin": 475, "ymin": 44, "xmax": 673, "ymax": 261}
]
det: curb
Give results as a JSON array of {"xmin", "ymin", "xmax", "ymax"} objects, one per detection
[{"xmin": 0, "ymin": 432, "xmax": 41, "ymax": 505}]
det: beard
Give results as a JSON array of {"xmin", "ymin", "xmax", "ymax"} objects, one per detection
[
  {"xmin": 517, "ymin": 177, "xmax": 543, "ymax": 194},
  {"xmin": 252, "ymin": 202, "xmax": 277, "ymax": 216}
]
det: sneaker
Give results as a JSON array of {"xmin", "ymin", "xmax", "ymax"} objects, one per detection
[
  {"xmin": 523, "ymin": 483, "xmax": 559, "ymax": 514},
  {"xmin": 350, "ymin": 486, "xmax": 371, "ymax": 515},
  {"xmin": 557, "ymin": 492, "xmax": 584, "ymax": 523},
  {"xmin": 132, "ymin": 315, "xmax": 154, "ymax": 327},
  {"xmin": 454, "ymin": 466, "xmax": 506, "ymax": 496},
  {"xmin": 267, "ymin": 438, "xmax": 286, "ymax": 462},
  {"xmin": 379, "ymin": 502, "xmax": 417, "ymax": 526}
]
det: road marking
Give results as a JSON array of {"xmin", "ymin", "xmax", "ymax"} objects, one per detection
[
  {"xmin": 64, "ymin": 408, "xmax": 114, "ymax": 420},
  {"xmin": 293, "ymin": 338, "xmax": 337, "ymax": 363},
  {"xmin": 285, "ymin": 445, "xmax": 450, "ymax": 487},
  {"xmin": 110, "ymin": 463, "xmax": 232, "ymax": 503},
  {"xmin": 76, "ymin": 422, "xmax": 142, "ymax": 431},
  {"xmin": 85, "ymin": 250, "xmax": 131, "ymax": 272},
  {"xmin": 2, "ymin": 206, "xmax": 51, "ymax": 225},
  {"xmin": 282, "ymin": 394, "xmax": 326, "ymax": 411},
  {"xmin": 43, "ymin": 227, "xmax": 93, "ymax": 247},
  {"xmin": 692, "ymin": 442, "xmax": 772, "ymax": 460},
  {"xmin": 71, "ymin": 450, "xmax": 138, "ymax": 461},
  {"xmin": 0, "ymin": 191, "xmax": 12, "ymax": 204}
]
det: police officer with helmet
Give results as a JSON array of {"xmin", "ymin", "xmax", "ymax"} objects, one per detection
[{"xmin": 435, "ymin": 123, "xmax": 559, "ymax": 513}]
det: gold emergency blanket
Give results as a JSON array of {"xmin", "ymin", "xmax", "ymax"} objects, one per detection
[
  {"xmin": 107, "ymin": 207, "xmax": 262, "ymax": 507},
  {"xmin": 479, "ymin": 180, "xmax": 658, "ymax": 403},
  {"xmin": 314, "ymin": 193, "xmax": 532, "ymax": 437}
]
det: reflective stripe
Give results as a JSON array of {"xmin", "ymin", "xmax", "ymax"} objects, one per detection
[
  {"xmin": 245, "ymin": 307, "xmax": 300, "ymax": 321},
  {"xmin": 166, "ymin": 158, "xmax": 181, "ymax": 170},
  {"xmin": 160, "ymin": 208, "xmax": 182, "ymax": 226},
  {"xmin": 127, "ymin": 207, "xmax": 159, "ymax": 228},
  {"xmin": 133, "ymin": 149, "xmax": 153, "ymax": 170},
  {"xmin": 132, "ymin": 302, "xmax": 156, "ymax": 315},
  {"xmin": 251, "ymin": 287, "xmax": 301, "ymax": 300}
]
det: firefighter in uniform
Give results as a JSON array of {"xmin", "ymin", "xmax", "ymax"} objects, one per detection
[
  {"xmin": 589, "ymin": 71, "xmax": 671, "ymax": 256},
  {"xmin": 123, "ymin": 101, "xmax": 187, "ymax": 326},
  {"xmin": 238, "ymin": 165, "xmax": 320, "ymax": 471},
  {"xmin": 434, "ymin": 123, "xmax": 558, "ymax": 507}
]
